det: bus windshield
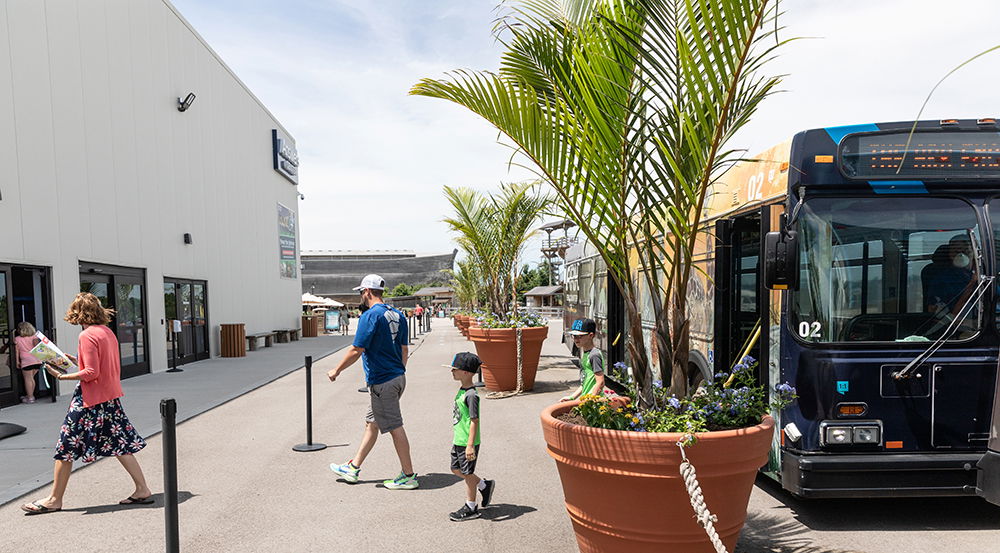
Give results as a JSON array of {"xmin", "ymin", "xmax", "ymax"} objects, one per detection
[{"xmin": 791, "ymin": 197, "xmax": 982, "ymax": 343}]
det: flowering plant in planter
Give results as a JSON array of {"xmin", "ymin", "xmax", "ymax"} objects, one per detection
[
  {"xmin": 575, "ymin": 357, "xmax": 796, "ymax": 441},
  {"xmin": 474, "ymin": 310, "xmax": 547, "ymax": 329}
]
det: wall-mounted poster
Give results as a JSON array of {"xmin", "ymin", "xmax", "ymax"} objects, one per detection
[{"xmin": 278, "ymin": 203, "xmax": 297, "ymax": 279}]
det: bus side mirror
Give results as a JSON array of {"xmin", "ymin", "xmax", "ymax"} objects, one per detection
[{"xmin": 764, "ymin": 230, "xmax": 799, "ymax": 290}]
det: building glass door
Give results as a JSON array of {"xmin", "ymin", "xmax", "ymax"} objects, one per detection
[
  {"xmin": 80, "ymin": 263, "xmax": 149, "ymax": 379},
  {"xmin": 164, "ymin": 278, "xmax": 209, "ymax": 365},
  {"xmin": 0, "ymin": 269, "xmax": 15, "ymax": 406}
]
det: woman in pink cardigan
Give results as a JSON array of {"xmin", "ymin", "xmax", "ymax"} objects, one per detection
[{"xmin": 21, "ymin": 293, "xmax": 152, "ymax": 515}]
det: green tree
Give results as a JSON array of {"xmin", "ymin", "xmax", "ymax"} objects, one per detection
[
  {"xmin": 386, "ymin": 283, "xmax": 416, "ymax": 297},
  {"xmin": 446, "ymin": 258, "xmax": 485, "ymax": 310},
  {"xmin": 516, "ymin": 262, "xmax": 554, "ymax": 302},
  {"xmin": 443, "ymin": 182, "xmax": 551, "ymax": 316},
  {"xmin": 413, "ymin": 0, "xmax": 787, "ymax": 404}
]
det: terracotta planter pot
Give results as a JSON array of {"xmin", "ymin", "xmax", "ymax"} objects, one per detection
[
  {"xmin": 541, "ymin": 402, "xmax": 774, "ymax": 553},
  {"xmin": 457, "ymin": 315, "xmax": 471, "ymax": 336},
  {"xmin": 468, "ymin": 326, "xmax": 548, "ymax": 392}
]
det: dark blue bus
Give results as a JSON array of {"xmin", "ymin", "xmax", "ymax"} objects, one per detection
[{"xmin": 563, "ymin": 118, "xmax": 1000, "ymax": 503}]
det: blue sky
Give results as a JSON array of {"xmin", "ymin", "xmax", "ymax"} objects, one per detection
[{"xmin": 171, "ymin": 0, "xmax": 1000, "ymax": 257}]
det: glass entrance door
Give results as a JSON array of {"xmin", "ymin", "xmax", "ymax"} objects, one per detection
[
  {"xmin": 115, "ymin": 275, "xmax": 147, "ymax": 376},
  {"xmin": 0, "ymin": 268, "xmax": 16, "ymax": 406},
  {"xmin": 80, "ymin": 264, "xmax": 149, "ymax": 379},
  {"xmin": 164, "ymin": 278, "xmax": 209, "ymax": 366}
]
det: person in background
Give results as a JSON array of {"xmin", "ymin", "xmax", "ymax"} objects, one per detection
[
  {"xmin": 21, "ymin": 293, "xmax": 152, "ymax": 515},
  {"xmin": 14, "ymin": 322, "xmax": 42, "ymax": 403},
  {"xmin": 561, "ymin": 318, "xmax": 606, "ymax": 401},
  {"xmin": 339, "ymin": 308, "xmax": 350, "ymax": 336}
]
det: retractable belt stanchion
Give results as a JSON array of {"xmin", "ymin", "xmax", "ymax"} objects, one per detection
[
  {"xmin": 161, "ymin": 398, "xmax": 179, "ymax": 553},
  {"xmin": 293, "ymin": 356, "xmax": 326, "ymax": 452}
]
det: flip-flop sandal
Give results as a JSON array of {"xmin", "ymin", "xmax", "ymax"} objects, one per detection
[
  {"xmin": 119, "ymin": 496, "xmax": 155, "ymax": 505},
  {"xmin": 21, "ymin": 501, "xmax": 61, "ymax": 515}
]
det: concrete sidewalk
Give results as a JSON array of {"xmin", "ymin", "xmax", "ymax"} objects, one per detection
[
  {"xmin": 0, "ymin": 319, "xmax": 581, "ymax": 553},
  {"xmin": 0, "ymin": 332, "xmax": 355, "ymax": 505}
]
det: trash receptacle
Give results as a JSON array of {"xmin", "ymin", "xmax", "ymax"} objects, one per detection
[
  {"xmin": 220, "ymin": 323, "xmax": 246, "ymax": 357},
  {"xmin": 301, "ymin": 315, "xmax": 320, "ymax": 338}
]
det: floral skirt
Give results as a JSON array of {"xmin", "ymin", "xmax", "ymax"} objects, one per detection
[{"xmin": 53, "ymin": 385, "xmax": 146, "ymax": 463}]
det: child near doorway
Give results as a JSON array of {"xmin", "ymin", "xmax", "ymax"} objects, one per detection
[{"xmin": 14, "ymin": 322, "xmax": 42, "ymax": 403}]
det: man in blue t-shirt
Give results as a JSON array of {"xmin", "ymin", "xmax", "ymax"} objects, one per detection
[{"xmin": 327, "ymin": 274, "xmax": 417, "ymax": 490}]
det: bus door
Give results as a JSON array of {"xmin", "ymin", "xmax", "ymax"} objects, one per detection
[
  {"xmin": 714, "ymin": 211, "xmax": 762, "ymax": 372},
  {"xmin": 977, "ymin": 375, "xmax": 1000, "ymax": 506}
]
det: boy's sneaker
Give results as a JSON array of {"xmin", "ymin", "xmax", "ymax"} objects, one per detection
[
  {"xmin": 329, "ymin": 462, "xmax": 360, "ymax": 483},
  {"xmin": 449, "ymin": 504, "xmax": 481, "ymax": 522},
  {"xmin": 383, "ymin": 472, "xmax": 419, "ymax": 490},
  {"xmin": 480, "ymin": 479, "xmax": 495, "ymax": 507}
]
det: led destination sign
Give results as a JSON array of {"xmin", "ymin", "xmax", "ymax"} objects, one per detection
[{"xmin": 840, "ymin": 131, "xmax": 1000, "ymax": 180}]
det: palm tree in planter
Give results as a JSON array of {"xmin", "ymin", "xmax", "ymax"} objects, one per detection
[
  {"xmin": 443, "ymin": 182, "xmax": 552, "ymax": 392},
  {"xmin": 414, "ymin": 1, "xmax": 793, "ymax": 551},
  {"xmin": 447, "ymin": 257, "xmax": 484, "ymax": 331}
]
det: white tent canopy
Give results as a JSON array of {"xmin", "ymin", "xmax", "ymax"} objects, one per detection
[{"xmin": 301, "ymin": 293, "xmax": 344, "ymax": 308}]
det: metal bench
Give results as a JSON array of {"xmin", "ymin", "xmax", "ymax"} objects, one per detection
[{"xmin": 246, "ymin": 332, "xmax": 276, "ymax": 351}]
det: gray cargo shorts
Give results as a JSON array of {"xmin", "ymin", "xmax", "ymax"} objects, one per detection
[{"xmin": 365, "ymin": 375, "xmax": 406, "ymax": 434}]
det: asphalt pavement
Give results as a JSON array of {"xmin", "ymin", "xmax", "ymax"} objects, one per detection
[{"xmin": 2, "ymin": 320, "xmax": 998, "ymax": 553}]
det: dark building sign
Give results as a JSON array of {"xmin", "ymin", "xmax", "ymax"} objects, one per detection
[{"xmin": 272, "ymin": 129, "xmax": 299, "ymax": 185}]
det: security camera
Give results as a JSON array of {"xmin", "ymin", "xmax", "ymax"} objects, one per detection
[{"xmin": 177, "ymin": 92, "xmax": 196, "ymax": 112}]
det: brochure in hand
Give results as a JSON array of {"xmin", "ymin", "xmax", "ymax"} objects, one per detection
[{"xmin": 29, "ymin": 331, "xmax": 77, "ymax": 374}]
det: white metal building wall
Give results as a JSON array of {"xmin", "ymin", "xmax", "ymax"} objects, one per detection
[{"xmin": 0, "ymin": 0, "xmax": 301, "ymax": 372}]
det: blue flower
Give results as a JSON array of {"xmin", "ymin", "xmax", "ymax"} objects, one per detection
[
  {"xmin": 653, "ymin": 379, "xmax": 663, "ymax": 389},
  {"xmin": 714, "ymin": 372, "xmax": 728, "ymax": 379},
  {"xmin": 775, "ymin": 382, "xmax": 796, "ymax": 396},
  {"xmin": 741, "ymin": 355, "xmax": 756, "ymax": 365},
  {"xmin": 668, "ymin": 397, "xmax": 681, "ymax": 409},
  {"xmin": 613, "ymin": 361, "xmax": 628, "ymax": 371}
]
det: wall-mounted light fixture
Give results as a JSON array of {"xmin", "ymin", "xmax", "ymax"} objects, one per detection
[
  {"xmin": 183, "ymin": 233, "xmax": 193, "ymax": 244},
  {"xmin": 298, "ymin": 192, "xmax": 305, "ymax": 200},
  {"xmin": 177, "ymin": 92, "xmax": 196, "ymax": 112}
]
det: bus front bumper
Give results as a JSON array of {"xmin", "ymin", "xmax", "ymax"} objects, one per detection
[{"xmin": 781, "ymin": 450, "xmax": 982, "ymax": 498}]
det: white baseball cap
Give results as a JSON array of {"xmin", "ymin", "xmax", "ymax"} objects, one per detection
[{"xmin": 353, "ymin": 274, "xmax": 386, "ymax": 291}]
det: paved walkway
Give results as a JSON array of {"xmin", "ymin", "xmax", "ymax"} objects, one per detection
[
  {"xmin": 0, "ymin": 332, "xmax": 354, "ymax": 505},
  {"xmin": 1, "ymin": 319, "xmax": 579, "ymax": 553},
  {"xmin": 3, "ymin": 320, "xmax": 999, "ymax": 552}
]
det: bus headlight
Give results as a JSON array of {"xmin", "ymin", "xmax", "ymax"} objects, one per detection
[
  {"xmin": 821, "ymin": 421, "xmax": 882, "ymax": 446},
  {"xmin": 825, "ymin": 427, "xmax": 852, "ymax": 444},
  {"xmin": 853, "ymin": 426, "xmax": 880, "ymax": 444}
]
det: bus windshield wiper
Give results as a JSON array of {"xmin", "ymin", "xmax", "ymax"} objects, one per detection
[{"xmin": 894, "ymin": 229, "xmax": 993, "ymax": 380}]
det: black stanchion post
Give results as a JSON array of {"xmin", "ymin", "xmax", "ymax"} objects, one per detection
[
  {"xmin": 160, "ymin": 398, "xmax": 179, "ymax": 553},
  {"xmin": 167, "ymin": 321, "xmax": 183, "ymax": 373},
  {"xmin": 293, "ymin": 356, "xmax": 326, "ymax": 452}
]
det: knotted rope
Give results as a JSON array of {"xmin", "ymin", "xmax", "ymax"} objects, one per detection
[
  {"xmin": 486, "ymin": 325, "xmax": 523, "ymax": 400},
  {"xmin": 678, "ymin": 439, "xmax": 728, "ymax": 553}
]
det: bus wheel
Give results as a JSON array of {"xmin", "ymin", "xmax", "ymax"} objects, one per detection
[{"xmin": 688, "ymin": 363, "xmax": 706, "ymax": 389}]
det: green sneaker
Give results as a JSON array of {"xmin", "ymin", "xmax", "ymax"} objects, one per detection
[
  {"xmin": 383, "ymin": 472, "xmax": 419, "ymax": 490},
  {"xmin": 330, "ymin": 461, "xmax": 360, "ymax": 484}
]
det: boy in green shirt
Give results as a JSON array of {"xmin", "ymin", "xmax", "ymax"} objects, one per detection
[
  {"xmin": 444, "ymin": 352, "xmax": 495, "ymax": 521},
  {"xmin": 561, "ymin": 318, "xmax": 606, "ymax": 401}
]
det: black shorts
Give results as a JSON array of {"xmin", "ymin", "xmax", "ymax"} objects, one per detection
[
  {"xmin": 450, "ymin": 444, "xmax": 480, "ymax": 475},
  {"xmin": 21, "ymin": 363, "xmax": 42, "ymax": 372}
]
